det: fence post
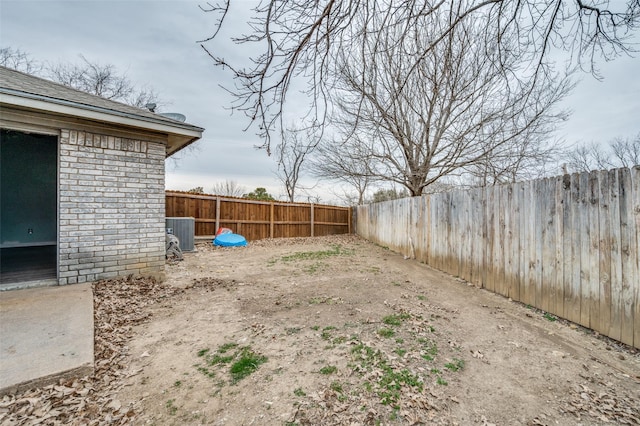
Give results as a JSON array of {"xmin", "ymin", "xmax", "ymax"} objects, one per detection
[
  {"xmin": 215, "ymin": 196, "xmax": 221, "ymax": 233},
  {"xmin": 310, "ymin": 203, "xmax": 315, "ymax": 237}
]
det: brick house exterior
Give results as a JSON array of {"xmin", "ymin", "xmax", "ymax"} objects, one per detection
[
  {"xmin": 57, "ymin": 130, "xmax": 168, "ymax": 285},
  {"xmin": 0, "ymin": 66, "xmax": 203, "ymax": 289}
]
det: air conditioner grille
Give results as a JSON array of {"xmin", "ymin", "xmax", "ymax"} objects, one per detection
[{"xmin": 165, "ymin": 217, "xmax": 195, "ymax": 252}]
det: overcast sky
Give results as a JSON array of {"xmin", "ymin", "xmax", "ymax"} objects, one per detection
[{"xmin": 1, "ymin": 0, "xmax": 639, "ymax": 203}]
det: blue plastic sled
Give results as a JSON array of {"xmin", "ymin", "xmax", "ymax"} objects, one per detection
[{"xmin": 213, "ymin": 233, "xmax": 248, "ymax": 247}]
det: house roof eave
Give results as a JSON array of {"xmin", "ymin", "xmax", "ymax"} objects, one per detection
[{"xmin": 0, "ymin": 90, "xmax": 203, "ymax": 157}]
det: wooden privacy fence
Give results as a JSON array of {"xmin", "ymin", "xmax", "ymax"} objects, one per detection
[
  {"xmin": 166, "ymin": 191, "xmax": 351, "ymax": 241},
  {"xmin": 356, "ymin": 167, "xmax": 640, "ymax": 348}
]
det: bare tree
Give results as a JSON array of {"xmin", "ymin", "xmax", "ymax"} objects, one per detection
[
  {"xmin": 566, "ymin": 142, "xmax": 614, "ymax": 172},
  {"xmin": 610, "ymin": 134, "xmax": 640, "ymax": 167},
  {"xmin": 0, "ymin": 47, "xmax": 42, "ymax": 74},
  {"xmin": 1, "ymin": 48, "xmax": 163, "ymax": 109},
  {"xmin": 311, "ymin": 134, "xmax": 377, "ymax": 205},
  {"xmin": 275, "ymin": 126, "xmax": 319, "ymax": 202},
  {"xmin": 566, "ymin": 133, "xmax": 640, "ymax": 172},
  {"xmin": 463, "ymin": 133, "xmax": 566, "ymax": 186},
  {"xmin": 200, "ymin": 0, "xmax": 640, "ymax": 153},
  {"xmin": 46, "ymin": 55, "xmax": 161, "ymax": 108},
  {"xmin": 211, "ymin": 180, "xmax": 246, "ymax": 197},
  {"xmin": 328, "ymin": 10, "xmax": 572, "ymax": 195}
]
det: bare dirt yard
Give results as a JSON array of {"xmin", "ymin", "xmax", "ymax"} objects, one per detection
[{"xmin": 2, "ymin": 235, "xmax": 639, "ymax": 425}]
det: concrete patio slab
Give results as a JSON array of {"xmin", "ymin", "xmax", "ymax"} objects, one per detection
[{"xmin": 0, "ymin": 283, "xmax": 94, "ymax": 394}]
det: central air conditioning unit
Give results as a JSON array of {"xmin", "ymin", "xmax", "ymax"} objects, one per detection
[{"xmin": 165, "ymin": 217, "xmax": 195, "ymax": 252}]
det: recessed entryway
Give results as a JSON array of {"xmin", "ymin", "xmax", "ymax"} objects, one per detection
[{"xmin": 0, "ymin": 129, "xmax": 58, "ymax": 287}]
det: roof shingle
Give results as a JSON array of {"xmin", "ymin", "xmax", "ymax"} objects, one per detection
[{"xmin": 0, "ymin": 66, "xmax": 203, "ymax": 132}]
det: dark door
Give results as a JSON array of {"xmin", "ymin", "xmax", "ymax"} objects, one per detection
[{"xmin": 0, "ymin": 129, "xmax": 58, "ymax": 286}]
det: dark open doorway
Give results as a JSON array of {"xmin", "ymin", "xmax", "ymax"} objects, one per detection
[{"xmin": 0, "ymin": 129, "xmax": 58, "ymax": 287}]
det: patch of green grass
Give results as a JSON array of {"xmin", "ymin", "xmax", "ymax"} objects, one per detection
[
  {"xmin": 173, "ymin": 380, "xmax": 182, "ymax": 387},
  {"xmin": 280, "ymin": 245, "xmax": 353, "ymax": 262},
  {"xmin": 208, "ymin": 353, "xmax": 235, "ymax": 366},
  {"xmin": 286, "ymin": 327, "xmax": 301, "ymax": 335},
  {"xmin": 196, "ymin": 366, "xmax": 216, "ymax": 378},
  {"xmin": 421, "ymin": 341, "xmax": 438, "ymax": 361},
  {"xmin": 377, "ymin": 328, "xmax": 395, "ymax": 338},
  {"xmin": 303, "ymin": 262, "xmax": 326, "ymax": 274},
  {"xmin": 320, "ymin": 326, "xmax": 336, "ymax": 340},
  {"xmin": 444, "ymin": 358, "xmax": 465, "ymax": 372},
  {"xmin": 436, "ymin": 377, "xmax": 448, "ymax": 386},
  {"xmin": 196, "ymin": 343, "xmax": 267, "ymax": 385},
  {"xmin": 218, "ymin": 343, "xmax": 238, "ymax": 353},
  {"xmin": 543, "ymin": 312, "xmax": 557, "ymax": 322},
  {"xmin": 417, "ymin": 295, "xmax": 426, "ymax": 301},
  {"xmin": 351, "ymin": 342, "xmax": 376, "ymax": 359},
  {"xmin": 166, "ymin": 399, "xmax": 177, "ymax": 415},
  {"xmin": 319, "ymin": 365, "xmax": 337, "ymax": 375},
  {"xmin": 197, "ymin": 343, "xmax": 239, "ymax": 368},
  {"xmin": 390, "ymin": 408, "xmax": 400, "ymax": 420},
  {"xmin": 230, "ymin": 348, "xmax": 268, "ymax": 384},
  {"xmin": 430, "ymin": 368, "xmax": 441, "ymax": 374},
  {"xmin": 293, "ymin": 387, "xmax": 306, "ymax": 397},
  {"xmin": 382, "ymin": 313, "xmax": 411, "ymax": 327},
  {"xmin": 333, "ymin": 336, "xmax": 347, "ymax": 344},
  {"xmin": 311, "ymin": 325, "xmax": 320, "ymax": 331},
  {"xmin": 394, "ymin": 348, "xmax": 407, "ymax": 357},
  {"xmin": 350, "ymin": 341, "xmax": 423, "ymax": 407},
  {"xmin": 330, "ymin": 381, "xmax": 343, "ymax": 393}
]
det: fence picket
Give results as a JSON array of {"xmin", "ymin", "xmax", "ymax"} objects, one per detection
[
  {"xmin": 597, "ymin": 170, "xmax": 612, "ymax": 335},
  {"xmin": 541, "ymin": 178, "xmax": 554, "ymax": 314},
  {"xmin": 485, "ymin": 187, "xmax": 496, "ymax": 292},
  {"xmin": 609, "ymin": 170, "xmax": 623, "ymax": 341},
  {"xmin": 632, "ymin": 166, "xmax": 640, "ymax": 348},
  {"xmin": 553, "ymin": 176, "xmax": 564, "ymax": 317},
  {"xmin": 619, "ymin": 168, "xmax": 636, "ymax": 346},
  {"xmin": 587, "ymin": 172, "xmax": 601, "ymax": 331}
]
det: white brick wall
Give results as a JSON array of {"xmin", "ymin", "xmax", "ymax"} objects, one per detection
[{"xmin": 58, "ymin": 130, "xmax": 166, "ymax": 284}]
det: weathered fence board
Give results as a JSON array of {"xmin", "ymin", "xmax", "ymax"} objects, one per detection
[
  {"xmin": 609, "ymin": 170, "xmax": 623, "ymax": 341},
  {"xmin": 356, "ymin": 167, "xmax": 640, "ymax": 348},
  {"xmin": 166, "ymin": 192, "xmax": 351, "ymax": 241}
]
